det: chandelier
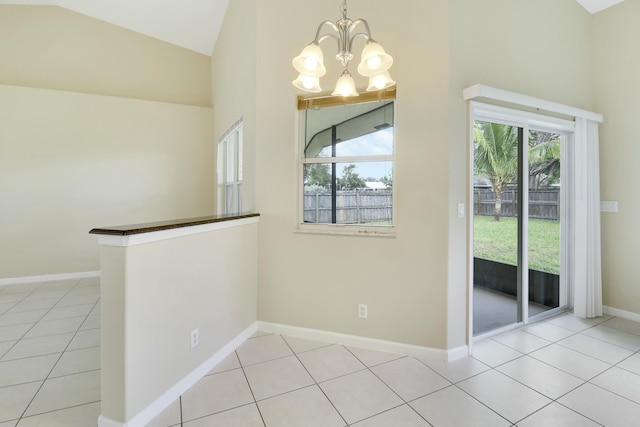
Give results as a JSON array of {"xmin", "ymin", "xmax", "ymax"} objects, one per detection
[{"xmin": 292, "ymin": 0, "xmax": 395, "ymax": 97}]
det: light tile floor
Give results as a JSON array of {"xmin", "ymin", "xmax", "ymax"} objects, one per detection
[
  {"xmin": 0, "ymin": 278, "xmax": 101, "ymax": 427},
  {"xmin": 2, "ymin": 279, "xmax": 640, "ymax": 426}
]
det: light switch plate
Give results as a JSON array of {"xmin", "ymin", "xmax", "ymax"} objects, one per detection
[{"xmin": 600, "ymin": 201, "xmax": 619, "ymax": 212}]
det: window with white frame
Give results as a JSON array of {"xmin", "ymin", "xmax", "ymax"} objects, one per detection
[
  {"xmin": 217, "ymin": 119, "xmax": 243, "ymax": 215},
  {"xmin": 298, "ymin": 91, "xmax": 395, "ymax": 231}
]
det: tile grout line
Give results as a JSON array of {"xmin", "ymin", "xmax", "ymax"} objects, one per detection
[
  {"xmin": 0, "ymin": 280, "xmax": 79, "ymax": 424},
  {"xmin": 341, "ymin": 347, "xmax": 435, "ymax": 425},
  {"xmin": 16, "ymin": 292, "xmax": 95, "ymax": 422},
  {"xmin": 553, "ymin": 339, "xmax": 636, "ymax": 365},
  {"xmin": 258, "ymin": 333, "xmax": 534, "ymax": 426},
  {"xmin": 402, "ymin": 356, "xmax": 513, "ymax": 426},
  {"xmin": 170, "ymin": 317, "xmax": 638, "ymax": 425},
  {"xmin": 6, "ymin": 297, "xmax": 636, "ymax": 426},
  {"xmin": 238, "ymin": 317, "xmax": 640, "ymax": 426},
  {"xmin": 235, "ymin": 349, "xmax": 268, "ymax": 427},
  {"xmin": 482, "ymin": 314, "xmax": 640, "ymax": 425},
  {"xmin": 281, "ymin": 336, "xmax": 350, "ymax": 427},
  {"xmin": 462, "ymin": 319, "xmax": 609, "ymax": 425},
  {"xmin": 551, "ymin": 400, "xmax": 606, "ymax": 426},
  {"xmin": 0, "ymin": 282, "xmax": 61, "ymax": 362},
  {"xmin": 0, "ymin": 281, "xmax": 85, "ymax": 364},
  {"xmin": 14, "ymin": 279, "xmax": 100, "ymax": 424},
  {"xmin": 489, "ymin": 330, "xmax": 593, "ymax": 405},
  {"xmin": 586, "ymin": 372, "xmax": 640, "ymax": 407},
  {"xmin": 1, "ymin": 312, "xmax": 101, "ymax": 362}
]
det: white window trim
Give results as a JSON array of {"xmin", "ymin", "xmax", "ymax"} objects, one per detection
[{"xmin": 463, "ymin": 84, "xmax": 603, "ymax": 123}]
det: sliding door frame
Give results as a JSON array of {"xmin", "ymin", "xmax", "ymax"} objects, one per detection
[{"xmin": 468, "ymin": 102, "xmax": 574, "ymax": 346}]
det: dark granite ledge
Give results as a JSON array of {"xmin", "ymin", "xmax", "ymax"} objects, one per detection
[{"xmin": 89, "ymin": 212, "xmax": 260, "ymax": 236}]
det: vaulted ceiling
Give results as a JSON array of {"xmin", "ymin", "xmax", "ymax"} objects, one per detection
[
  {"xmin": 0, "ymin": 0, "xmax": 624, "ymax": 56},
  {"xmin": 0, "ymin": 0, "xmax": 230, "ymax": 56},
  {"xmin": 575, "ymin": 0, "xmax": 624, "ymax": 14}
]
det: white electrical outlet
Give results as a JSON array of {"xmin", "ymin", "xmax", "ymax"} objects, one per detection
[
  {"xmin": 358, "ymin": 304, "xmax": 368, "ymax": 319},
  {"xmin": 191, "ymin": 328, "xmax": 199, "ymax": 348}
]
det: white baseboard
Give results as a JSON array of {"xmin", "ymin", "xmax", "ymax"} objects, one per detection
[
  {"xmin": 97, "ymin": 321, "xmax": 468, "ymax": 427},
  {"xmin": 447, "ymin": 344, "xmax": 471, "ymax": 361},
  {"xmin": 98, "ymin": 321, "xmax": 258, "ymax": 427},
  {"xmin": 603, "ymin": 305, "xmax": 640, "ymax": 323},
  {"xmin": 0, "ymin": 271, "xmax": 100, "ymax": 286},
  {"xmin": 96, "ymin": 416, "xmax": 122, "ymax": 427},
  {"xmin": 258, "ymin": 321, "xmax": 468, "ymax": 362}
]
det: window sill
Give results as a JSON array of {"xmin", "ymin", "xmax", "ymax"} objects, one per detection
[{"xmin": 294, "ymin": 224, "xmax": 396, "ymax": 238}]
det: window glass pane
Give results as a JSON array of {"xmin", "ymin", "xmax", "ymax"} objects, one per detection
[
  {"xmin": 336, "ymin": 161, "xmax": 392, "ymax": 190},
  {"xmin": 226, "ymin": 133, "xmax": 236, "ymax": 182},
  {"xmin": 237, "ymin": 184, "xmax": 243, "ymax": 214},
  {"xmin": 337, "ymin": 127, "xmax": 393, "ymax": 157},
  {"xmin": 303, "ymin": 161, "xmax": 392, "ymax": 225},
  {"xmin": 225, "ymin": 184, "xmax": 234, "ymax": 214},
  {"xmin": 217, "ymin": 186, "xmax": 224, "ymax": 215},
  {"xmin": 301, "ymin": 97, "xmax": 393, "ymax": 227},
  {"xmin": 217, "ymin": 138, "xmax": 226, "ymax": 215},
  {"xmin": 528, "ymin": 129, "xmax": 562, "ymax": 318},
  {"xmin": 237, "ymin": 128, "xmax": 243, "ymax": 181},
  {"xmin": 305, "ymin": 101, "xmax": 394, "ymax": 159},
  {"xmin": 217, "ymin": 141, "xmax": 224, "ymax": 184}
]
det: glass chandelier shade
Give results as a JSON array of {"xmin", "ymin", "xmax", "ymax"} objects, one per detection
[
  {"xmin": 366, "ymin": 71, "xmax": 396, "ymax": 92},
  {"xmin": 292, "ymin": 0, "xmax": 395, "ymax": 96},
  {"xmin": 331, "ymin": 69, "xmax": 359, "ymax": 97},
  {"xmin": 293, "ymin": 73, "xmax": 322, "ymax": 92},
  {"xmin": 292, "ymin": 43, "xmax": 327, "ymax": 78},
  {"xmin": 357, "ymin": 42, "xmax": 393, "ymax": 77}
]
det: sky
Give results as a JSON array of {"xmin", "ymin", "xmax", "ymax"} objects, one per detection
[{"xmin": 318, "ymin": 127, "xmax": 393, "ymax": 179}]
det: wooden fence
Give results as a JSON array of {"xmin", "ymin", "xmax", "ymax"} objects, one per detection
[
  {"xmin": 474, "ymin": 188, "xmax": 559, "ymax": 220},
  {"xmin": 304, "ymin": 190, "xmax": 392, "ymax": 224}
]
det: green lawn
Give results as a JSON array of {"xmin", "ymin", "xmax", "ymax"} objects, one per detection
[{"xmin": 474, "ymin": 215, "xmax": 560, "ymax": 274}]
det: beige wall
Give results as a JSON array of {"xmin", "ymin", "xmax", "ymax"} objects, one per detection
[
  {"xmin": 0, "ymin": 5, "xmax": 215, "ymax": 279},
  {"xmin": 450, "ymin": 0, "xmax": 594, "ymax": 111},
  {"xmin": 0, "ymin": 5, "xmax": 211, "ymax": 107},
  {"xmin": 593, "ymin": 1, "xmax": 640, "ymax": 314},
  {"xmin": 208, "ymin": 0, "xmax": 602, "ymax": 351},
  {"xmin": 211, "ymin": 0, "xmax": 257, "ymax": 213},
  {"xmin": 250, "ymin": 0, "xmax": 452, "ymax": 349},
  {"xmin": 448, "ymin": 0, "xmax": 595, "ymax": 343},
  {"xmin": 3, "ymin": 0, "xmax": 635, "ymax": 359},
  {"xmin": 99, "ymin": 220, "xmax": 258, "ymax": 422},
  {"xmin": 0, "ymin": 85, "xmax": 214, "ymax": 279}
]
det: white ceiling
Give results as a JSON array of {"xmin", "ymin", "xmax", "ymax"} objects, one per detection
[
  {"xmin": 0, "ymin": 0, "xmax": 624, "ymax": 56},
  {"xmin": 576, "ymin": 0, "xmax": 624, "ymax": 13},
  {"xmin": 0, "ymin": 0, "xmax": 230, "ymax": 56}
]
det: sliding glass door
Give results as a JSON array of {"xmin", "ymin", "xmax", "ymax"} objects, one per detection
[
  {"xmin": 472, "ymin": 121, "xmax": 521, "ymax": 334},
  {"xmin": 471, "ymin": 104, "xmax": 570, "ymax": 336},
  {"xmin": 527, "ymin": 129, "xmax": 566, "ymax": 321}
]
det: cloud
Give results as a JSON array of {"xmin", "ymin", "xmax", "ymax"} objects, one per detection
[{"xmin": 336, "ymin": 128, "xmax": 393, "ymax": 157}]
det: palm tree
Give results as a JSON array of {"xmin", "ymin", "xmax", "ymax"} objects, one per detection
[
  {"xmin": 528, "ymin": 131, "xmax": 561, "ymax": 189},
  {"xmin": 474, "ymin": 121, "xmax": 519, "ymax": 221},
  {"xmin": 475, "ymin": 123, "xmax": 562, "ymax": 221}
]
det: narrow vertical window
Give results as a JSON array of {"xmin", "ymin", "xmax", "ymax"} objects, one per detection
[{"xmin": 217, "ymin": 119, "xmax": 243, "ymax": 215}]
